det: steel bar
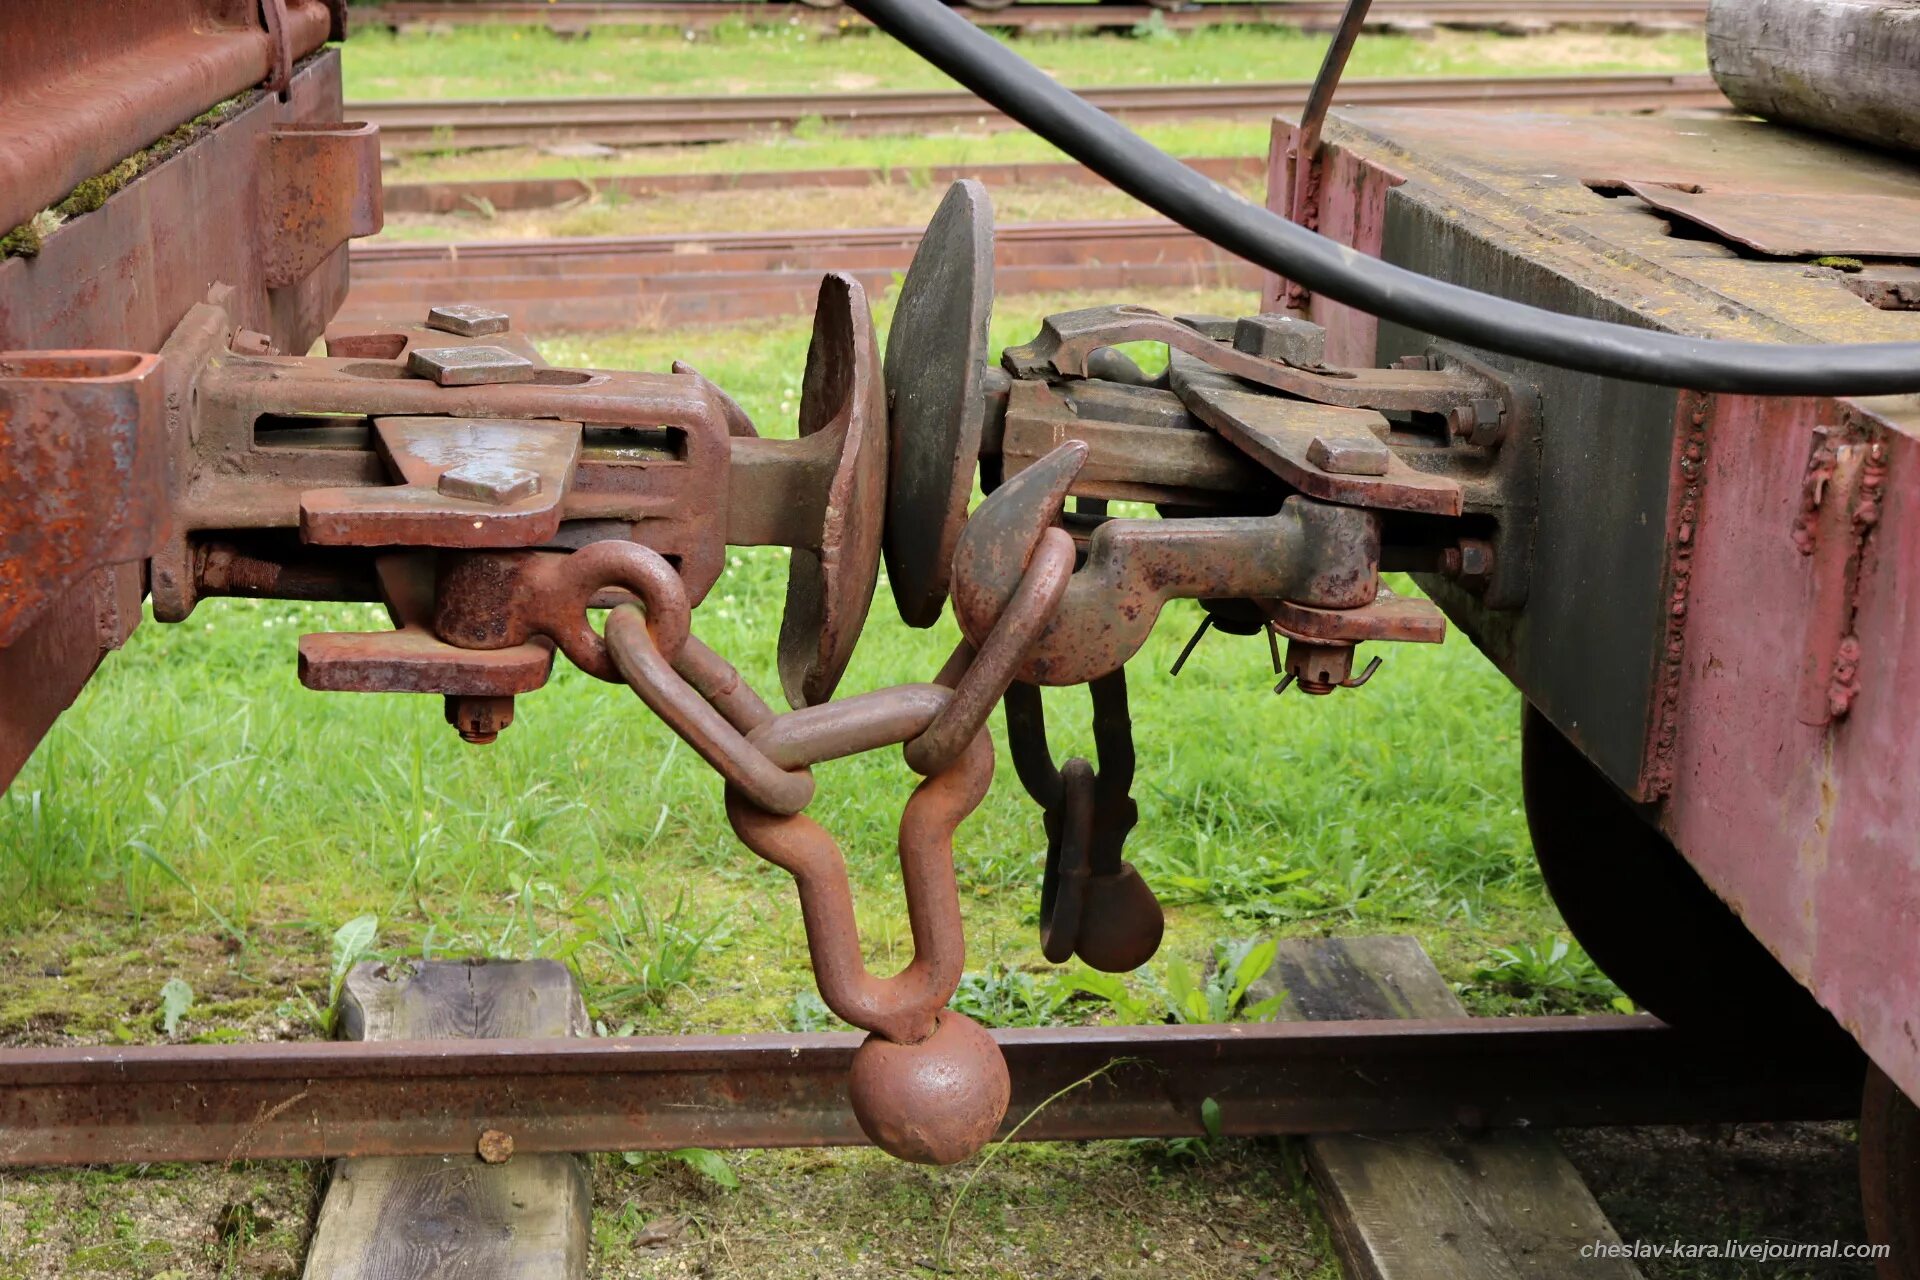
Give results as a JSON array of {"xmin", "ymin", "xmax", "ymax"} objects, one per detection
[
  {"xmin": 0, "ymin": 1016, "xmax": 1861, "ymax": 1167},
  {"xmin": 356, "ymin": 0, "xmax": 1706, "ymax": 36},
  {"xmin": 354, "ymin": 73, "xmax": 1728, "ymax": 152}
]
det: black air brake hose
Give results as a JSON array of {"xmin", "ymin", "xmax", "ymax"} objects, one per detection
[{"xmin": 846, "ymin": 0, "xmax": 1920, "ymax": 396}]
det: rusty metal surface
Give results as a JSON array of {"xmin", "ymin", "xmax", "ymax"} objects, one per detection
[
  {"xmin": 0, "ymin": 0, "xmax": 332, "ymax": 236},
  {"xmin": 883, "ymin": 180, "xmax": 994, "ymax": 629},
  {"xmin": 302, "ymin": 418, "xmax": 582, "ymax": 548},
  {"xmin": 342, "ymin": 218, "xmax": 1262, "ymax": 333},
  {"xmin": 0, "ymin": 1016, "xmax": 1860, "ymax": 1167},
  {"xmin": 951, "ymin": 444, "xmax": 1383, "ymax": 685},
  {"xmin": 0, "ymin": 52, "xmax": 370, "ymax": 789},
  {"xmin": 1007, "ymin": 304, "xmax": 1486, "ymax": 415},
  {"xmin": 1174, "ymin": 362, "xmax": 1464, "ymax": 517},
  {"xmin": 1619, "ymin": 181, "xmax": 1920, "ymax": 259},
  {"xmin": 1290, "ymin": 108, "xmax": 1920, "ymax": 1105},
  {"xmin": 261, "ymin": 122, "xmax": 384, "ymax": 288},
  {"xmin": 0, "ymin": 352, "xmax": 166, "ymax": 649},
  {"xmin": 777, "ymin": 273, "xmax": 888, "ymax": 709}
]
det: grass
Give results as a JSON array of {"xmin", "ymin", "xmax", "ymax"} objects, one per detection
[{"xmin": 340, "ymin": 25, "xmax": 1708, "ymax": 101}]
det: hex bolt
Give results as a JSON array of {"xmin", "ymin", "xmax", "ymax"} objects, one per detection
[
  {"xmin": 1306, "ymin": 432, "xmax": 1392, "ymax": 477},
  {"xmin": 445, "ymin": 694, "xmax": 516, "ymax": 745},
  {"xmin": 1232, "ymin": 312, "xmax": 1328, "ymax": 368},
  {"xmin": 231, "ymin": 328, "xmax": 274, "ymax": 356},
  {"xmin": 1392, "ymin": 353, "xmax": 1434, "ymax": 372},
  {"xmin": 426, "ymin": 303, "xmax": 512, "ymax": 338},
  {"xmin": 407, "ymin": 345, "xmax": 537, "ymax": 387},
  {"xmin": 1468, "ymin": 397, "xmax": 1508, "ymax": 448},
  {"xmin": 438, "ymin": 461, "xmax": 542, "ymax": 506},
  {"xmin": 1449, "ymin": 398, "xmax": 1508, "ymax": 447},
  {"xmin": 1441, "ymin": 537, "xmax": 1496, "ymax": 592}
]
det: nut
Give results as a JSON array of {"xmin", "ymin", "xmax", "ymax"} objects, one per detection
[
  {"xmin": 426, "ymin": 303, "xmax": 512, "ymax": 338},
  {"xmin": 438, "ymin": 461, "xmax": 541, "ymax": 506},
  {"xmin": 1173, "ymin": 313, "xmax": 1238, "ymax": 341},
  {"xmin": 231, "ymin": 329, "xmax": 274, "ymax": 356},
  {"xmin": 1450, "ymin": 398, "xmax": 1507, "ymax": 447},
  {"xmin": 407, "ymin": 345, "xmax": 537, "ymax": 387},
  {"xmin": 1306, "ymin": 432, "xmax": 1391, "ymax": 477},
  {"xmin": 1442, "ymin": 538, "xmax": 1496, "ymax": 591},
  {"xmin": 445, "ymin": 695, "xmax": 516, "ymax": 746},
  {"xmin": 1232, "ymin": 312, "xmax": 1327, "ymax": 367}
]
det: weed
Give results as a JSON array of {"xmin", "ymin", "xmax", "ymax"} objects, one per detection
[
  {"xmin": 621, "ymin": 1147, "xmax": 738, "ymax": 1189},
  {"xmin": 1470, "ymin": 936, "xmax": 1624, "ymax": 1014},
  {"xmin": 1156, "ymin": 938, "xmax": 1288, "ymax": 1025},
  {"xmin": 587, "ymin": 890, "xmax": 727, "ymax": 1012},
  {"xmin": 950, "ymin": 961, "xmax": 1066, "ymax": 1028},
  {"xmin": 156, "ymin": 978, "xmax": 194, "ymax": 1038}
]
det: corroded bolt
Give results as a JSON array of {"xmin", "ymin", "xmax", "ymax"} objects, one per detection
[
  {"xmin": 438, "ymin": 461, "xmax": 541, "ymax": 506},
  {"xmin": 445, "ymin": 695, "xmax": 516, "ymax": 745},
  {"xmin": 1440, "ymin": 538, "xmax": 1496, "ymax": 590},
  {"xmin": 1450, "ymin": 398, "xmax": 1507, "ymax": 447},
  {"xmin": 477, "ymin": 1128, "xmax": 515, "ymax": 1164},
  {"xmin": 407, "ymin": 345, "xmax": 537, "ymax": 387},
  {"xmin": 1306, "ymin": 432, "xmax": 1391, "ymax": 477},
  {"xmin": 1392, "ymin": 353, "xmax": 1432, "ymax": 371},
  {"xmin": 1232, "ymin": 312, "xmax": 1327, "ymax": 368},
  {"xmin": 231, "ymin": 328, "xmax": 274, "ymax": 355},
  {"xmin": 427, "ymin": 303, "xmax": 512, "ymax": 337}
]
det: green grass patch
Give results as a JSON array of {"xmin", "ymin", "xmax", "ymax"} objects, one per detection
[{"xmin": 341, "ymin": 25, "xmax": 1707, "ymax": 101}]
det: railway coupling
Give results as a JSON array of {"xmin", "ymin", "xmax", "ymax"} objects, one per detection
[{"xmin": 0, "ymin": 180, "xmax": 1541, "ymax": 1164}]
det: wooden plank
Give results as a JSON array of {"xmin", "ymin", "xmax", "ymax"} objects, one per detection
[
  {"xmin": 302, "ymin": 960, "xmax": 591, "ymax": 1280},
  {"xmin": 1251, "ymin": 936, "xmax": 1644, "ymax": 1280}
]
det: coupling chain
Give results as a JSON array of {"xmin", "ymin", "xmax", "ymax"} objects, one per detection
[{"xmin": 1004, "ymin": 669, "xmax": 1164, "ymax": 974}]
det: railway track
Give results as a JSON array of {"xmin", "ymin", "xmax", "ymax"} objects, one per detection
[
  {"xmin": 357, "ymin": 0, "xmax": 1707, "ymax": 35},
  {"xmin": 344, "ymin": 217, "xmax": 1262, "ymax": 329},
  {"xmin": 359, "ymin": 70, "xmax": 1727, "ymax": 152},
  {"xmin": 382, "ymin": 153, "xmax": 1262, "ymax": 213}
]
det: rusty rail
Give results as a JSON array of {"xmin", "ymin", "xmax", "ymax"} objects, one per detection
[
  {"xmin": 356, "ymin": 0, "xmax": 1706, "ymax": 35},
  {"xmin": 0, "ymin": 1016, "xmax": 1861, "ymax": 1167},
  {"xmin": 341, "ymin": 219, "xmax": 1264, "ymax": 331},
  {"xmin": 353, "ymin": 73, "xmax": 1729, "ymax": 153}
]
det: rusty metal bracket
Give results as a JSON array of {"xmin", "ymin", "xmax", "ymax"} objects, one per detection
[
  {"xmin": 951, "ymin": 442, "xmax": 1383, "ymax": 686},
  {"xmin": 1005, "ymin": 304, "xmax": 1487, "ymax": 415},
  {"xmin": 261, "ymin": 122, "xmax": 383, "ymax": 289},
  {"xmin": 0, "ymin": 350, "xmax": 167, "ymax": 649}
]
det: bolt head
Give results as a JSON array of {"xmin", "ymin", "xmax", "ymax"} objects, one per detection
[
  {"xmin": 426, "ymin": 303, "xmax": 512, "ymax": 338},
  {"xmin": 1306, "ymin": 432, "xmax": 1391, "ymax": 477},
  {"xmin": 407, "ymin": 345, "xmax": 537, "ymax": 387},
  {"xmin": 438, "ymin": 461, "xmax": 542, "ymax": 506},
  {"xmin": 1232, "ymin": 312, "xmax": 1327, "ymax": 367}
]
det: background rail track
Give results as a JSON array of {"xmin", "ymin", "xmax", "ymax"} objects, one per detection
[
  {"xmin": 357, "ymin": 0, "xmax": 1708, "ymax": 35},
  {"xmin": 357, "ymin": 70, "xmax": 1727, "ymax": 151}
]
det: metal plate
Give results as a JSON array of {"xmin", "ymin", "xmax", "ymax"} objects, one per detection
[
  {"xmin": 778, "ymin": 272, "xmax": 887, "ymax": 708},
  {"xmin": 1620, "ymin": 181, "xmax": 1920, "ymax": 258},
  {"xmin": 883, "ymin": 179, "xmax": 994, "ymax": 628}
]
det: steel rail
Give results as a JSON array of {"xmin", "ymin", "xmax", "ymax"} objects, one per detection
[
  {"xmin": 357, "ymin": 0, "xmax": 1706, "ymax": 35},
  {"xmin": 0, "ymin": 1016, "xmax": 1862, "ymax": 1166},
  {"xmin": 354, "ymin": 71, "xmax": 1728, "ymax": 152},
  {"xmin": 381, "ymin": 154, "xmax": 1263, "ymax": 214},
  {"xmin": 340, "ymin": 217, "xmax": 1257, "ymax": 329}
]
